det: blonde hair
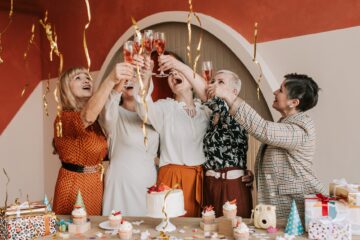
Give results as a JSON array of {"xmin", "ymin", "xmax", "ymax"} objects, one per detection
[
  {"xmin": 59, "ymin": 67, "xmax": 92, "ymax": 111},
  {"xmin": 215, "ymin": 70, "xmax": 242, "ymax": 92}
]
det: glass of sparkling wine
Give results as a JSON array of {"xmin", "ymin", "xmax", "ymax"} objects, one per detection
[
  {"xmin": 123, "ymin": 40, "xmax": 136, "ymax": 77},
  {"xmin": 144, "ymin": 30, "xmax": 154, "ymax": 55},
  {"xmin": 133, "ymin": 33, "xmax": 142, "ymax": 54},
  {"xmin": 202, "ymin": 61, "xmax": 213, "ymax": 83},
  {"xmin": 154, "ymin": 32, "xmax": 168, "ymax": 77},
  {"xmin": 123, "ymin": 40, "xmax": 135, "ymax": 63}
]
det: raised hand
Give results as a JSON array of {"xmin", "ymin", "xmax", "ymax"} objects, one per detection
[
  {"xmin": 158, "ymin": 54, "xmax": 185, "ymax": 73},
  {"xmin": 207, "ymin": 82, "xmax": 237, "ymax": 106},
  {"xmin": 114, "ymin": 62, "xmax": 134, "ymax": 82}
]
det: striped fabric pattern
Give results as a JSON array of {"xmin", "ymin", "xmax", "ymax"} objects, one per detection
[{"xmin": 230, "ymin": 98, "xmax": 326, "ymax": 220}]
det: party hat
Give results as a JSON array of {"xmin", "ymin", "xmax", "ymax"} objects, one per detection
[
  {"xmin": 74, "ymin": 190, "xmax": 86, "ymax": 210},
  {"xmin": 285, "ymin": 200, "xmax": 304, "ymax": 236},
  {"xmin": 44, "ymin": 194, "xmax": 52, "ymax": 211}
]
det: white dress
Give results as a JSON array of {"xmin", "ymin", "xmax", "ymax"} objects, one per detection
[{"xmin": 100, "ymin": 90, "xmax": 159, "ymax": 216}]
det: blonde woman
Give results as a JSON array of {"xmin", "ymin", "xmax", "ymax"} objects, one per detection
[{"xmin": 53, "ymin": 64, "xmax": 133, "ymax": 215}]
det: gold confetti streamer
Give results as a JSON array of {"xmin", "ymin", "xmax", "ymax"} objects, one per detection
[
  {"xmin": 21, "ymin": 24, "xmax": 37, "ymax": 97},
  {"xmin": 131, "ymin": 16, "xmax": 148, "ymax": 149},
  {"xmin": 83, "ymin": 0, "xmax": 91, "ymax": 70},
  {"xmin": 39, "ymin": 11, "xmax": 64, "ymax": 137},
  {"xmin": 161, "ymin": 184, "xmax": 179, "ymax": 230},
  {"xmin": 3, "ymin": 169, "xmax": 10, "ymax": 212},
  {"xmin": 252, "ymin": 22, "xmax": 263, "ymax": 101},
  {"xmin": 186, "ymin": 0, "xmax": 203, "ymax": 78},
  {"xmin": 42, "ymin": 74, "xmax": 51, "ymax": 116},
  {"xmin": 0, "ymin": 0, "xmax": 14, "ymax": 64}
]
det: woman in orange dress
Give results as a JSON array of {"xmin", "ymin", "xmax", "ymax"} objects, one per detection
[{"xmin": 53, "ymin": 64, "xmax": 133, "ymax": 215}]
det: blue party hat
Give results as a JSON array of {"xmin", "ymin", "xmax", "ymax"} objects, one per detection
[
  {"xmin": 285, "ymin": 200, "xmax": 304, "ymax": 236},
  {"xmin": 44, "ymin": 194, "xmax": 52, "ymax": 211}
]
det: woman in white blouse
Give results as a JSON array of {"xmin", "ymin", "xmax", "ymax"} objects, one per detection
[
  {"xmin": 135, "ymin": 54, "xmax": 209, "ymax": 217},
  {"xmin": 100, "ymin": 59, "xmax": 159, "ymax": 216}
]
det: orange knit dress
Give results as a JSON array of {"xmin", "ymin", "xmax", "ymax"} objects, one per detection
[{"xmin": 52, "ymin": 111, "xmax": 107, "ymax": 215}]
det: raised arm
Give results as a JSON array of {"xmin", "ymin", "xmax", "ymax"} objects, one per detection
[
  {"xmin": 81, "ymin": 63, "xmax": 133, "ymax": 128},
  {"xmin": 158, "ymin": 55, "xmax": 207, "ymax": 101},
  {"xmin": 207, "ymin": 83, "xmax": 312, "ymax": 150}
]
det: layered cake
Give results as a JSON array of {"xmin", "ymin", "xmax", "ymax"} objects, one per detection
[{"xmin": 146, "ymin": 183, "xmax": 185, "ymax": 218}]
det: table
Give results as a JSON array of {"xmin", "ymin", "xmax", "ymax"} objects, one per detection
[{"xmin": 48, "ymin": 216, "xmax": 359, "ymax": 239}]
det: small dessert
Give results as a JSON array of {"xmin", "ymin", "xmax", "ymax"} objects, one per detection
[
  {"xmin": 72, "ymin": 205, "xmax": 87, "ymax": 224},
  {"xmin": 109, "ymin": 210, "xmax": 122, "ymax": 228},
  {"xmin": 223, "ymin": 199, "xmax": 237, "ymax": 219},
  {"xmin": 233, "ymin": 222, "xmax": 250, "ymax": 240},
  {"xmin": 202, "ymin": 205, "xmax": 216, "ymax": 224},
  {"xmin": 118, "ymin": 220, "xmax": 133, "ymax": 240}
]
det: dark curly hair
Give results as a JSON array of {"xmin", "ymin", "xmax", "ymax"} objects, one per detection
[{"xmin": 284, "ymin": 73, "xmax": 320, "ymax": 112}]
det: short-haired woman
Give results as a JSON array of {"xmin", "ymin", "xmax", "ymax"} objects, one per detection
[{"xmin": 207, "ymin": 73, "xmax": 326, "ymax": 220}]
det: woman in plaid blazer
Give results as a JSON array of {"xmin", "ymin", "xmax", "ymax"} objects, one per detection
[{"xmin": 207, "ymin": 73, "xmax": 326, "ymax": 220}]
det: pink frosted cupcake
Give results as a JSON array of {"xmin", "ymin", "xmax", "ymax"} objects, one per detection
[
  {"xmin": 233, "ymin": 222, "xmax": 250, "ymax": 240},
  {"xmin": 223, "ymin": 199, "xmax": 237, "ymax": 219},
  {"xmin": 118, "ymin": 220, "xmax": 133, "ymax": 240},
  {"xmin": 71, "ymin": 205, "xmax": 87, "ymax": 224},
  {"xmin": 202, "ymin": 205, "xmax": 216, "ymax": 224},
  {"xmin": 109, "ymin": 210, "xmax": 122, "ymax": 228}
]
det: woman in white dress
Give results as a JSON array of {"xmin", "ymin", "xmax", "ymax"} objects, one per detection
[{"xmin": 101, "ymin": 59, "xmax": 159, "ymax": 216}]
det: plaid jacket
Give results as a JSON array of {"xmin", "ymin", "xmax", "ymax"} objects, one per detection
[{"xmin": 230, "ymin": 98, "xmax": 326, "ymax": 220}]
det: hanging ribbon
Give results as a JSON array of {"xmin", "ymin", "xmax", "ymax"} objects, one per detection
[
  {"xmin": 186, "ymin": 0, "xmax": 203, "ymax": 78},
  {"xmin": 83, "ymin": 0, "xmax": 91, "ymax": 70},
  {"xmin": 1, "ymin": 169, "xmax": 10, "ymax": 216},
  {"xmin": 21, "ymin": 23, "xmax": 37, "ymax": 97},
  {"xmin": 161, "ymin": 184, "xmax": 179, "ymax": 230},
  {"xmin": 0, "ymin": 0, "xmax": 14, "ymax": 64},
  {"xmin": 131, "ymin": 16, "xmax": 148, "ymax": 149},
  {"xmin": 39, "ymin": 11, "xmax": 64, "ymax": 137},
  {"xmin": 252, "ymin": 22, "xmax": 263, "ymax": 101},
  {"xmin": 42, "ymin": 74, "xmax": 51, "ymax": 116}
]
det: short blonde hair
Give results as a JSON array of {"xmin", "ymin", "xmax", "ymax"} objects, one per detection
[
  {"xmin": 215, "ymin": 70, "xmax": 242, "ymax": 92},
  {"xmin": 59, "ymin": 67, "xmax": 91, "ymax": 111}
]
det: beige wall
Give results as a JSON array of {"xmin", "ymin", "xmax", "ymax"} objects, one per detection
[
  {"xmin": 0, "ymin": 84, "xmax": 44, "ymax": 204},
  {"xmin": 259, "ymin": 26, "xmax": 360, "ymax": 184}
]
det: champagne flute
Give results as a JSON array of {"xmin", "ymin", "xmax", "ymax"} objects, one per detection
[
  {"xmin": 154, "ymin": 32, "xmax": 168, "ymax": 77},
  {"xmin": 202, "ymin": 61, "xmax": 213, "ymax": 83},
  {"xmin": 123, "ymin": 40, "xmax": 136, "ymax": 77},
  {"xmin": 133, "ymin": 33, "xmax": 142, "ymax": 54},
  {"xmin": 144, "ymin": 30, "xmax": 154, "ymax": 55},
  {"xmin": 123, "ymin": 40, "xmax": 135, "ymax": 63}
]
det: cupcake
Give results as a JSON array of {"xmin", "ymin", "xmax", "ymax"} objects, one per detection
[
  {"xmin": 233, "ymin": 222, "xmax": 250, "ymax": 240},
  {"xmin": 223, "ymin": 199, "xmax": 237, "ymax": 219},
  {"xmin": 118, "ymin": 220, "xmax": 133, "ymax": 240},
  {"xmin": 202, "ymin": 205, "xmax": 216, "ymax": 224},
  {"xmin": 109, "ymin": 210, "xmax": 122, "ymax": 228},
  {"xmin": 72, "ymin": 205, "xmax": 87, "ymax": 224}
]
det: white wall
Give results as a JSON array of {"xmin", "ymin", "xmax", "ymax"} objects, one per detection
[
  {"xmin": 259, "ymin": 26, "xmax": 360, "ymax": 184},
  {"xmin": 0, "ymin": 84, "xmax": 45, "ymax": 204}
]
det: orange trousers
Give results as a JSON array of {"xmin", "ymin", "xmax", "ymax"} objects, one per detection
[{"xmin": 157, "ymin": 164, "xmax": 203, "ymax": 217}]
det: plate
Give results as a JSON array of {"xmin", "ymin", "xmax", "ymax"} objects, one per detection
[{"xmin": 99, "ymin": 220, "xmax": 120, "ymax": 230}]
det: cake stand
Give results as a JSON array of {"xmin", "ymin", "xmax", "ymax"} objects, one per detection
[{"xmin": 147, "ymin": 207, "xmax": 186, "ymax": 232}]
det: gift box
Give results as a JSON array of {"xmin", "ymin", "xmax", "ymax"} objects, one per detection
[
  {"xmin": 308, "ymin": 216, "xmax": 351, "ymax": 240},
  {"xmin": 305, "ymin": 194, "xmax": 337, "ymax": 231},
  {"xmin": 330, "ymin": 179, "xmax": 360, "ymax": 207},
  {"xmin": 335, "ymin": 200, "xmax": 360, "ymax": 236},
  {"xmin": 0, "ymin": 201, "xmax": 56, "ymax": 240}
]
